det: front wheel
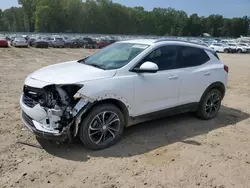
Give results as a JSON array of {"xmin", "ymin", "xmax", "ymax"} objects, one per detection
[
  {"xmin": 79, "ymin": 103, "xmax": 125, "ymax": 150},
  {"xmin": 237, "ymin": 49, "xmax": 242, "ymax": 54},
  {"xmin": 197, "ymin": 89, "xmax": 222, "ymax": 120}
]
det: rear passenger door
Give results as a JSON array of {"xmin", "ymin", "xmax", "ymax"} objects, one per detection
[{"xmin": 177, "ymin": 46, "xmax": 212, "ymax": 105}]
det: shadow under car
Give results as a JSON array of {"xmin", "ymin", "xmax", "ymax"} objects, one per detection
[{"xmin": 37, "ymin": 105, "xmax": 250, "ymax": 162}]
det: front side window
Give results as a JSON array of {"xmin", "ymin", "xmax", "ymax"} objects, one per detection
[
  {"xmin": 82, "ymin": 43, "xmax": 149, "ymax": 70},
  {"xmin": 139, "ymin": 45, "xmax": 179, "ymax": 71},
  {"xmin": 178, "ymin": 46, "xmax": 210, "ymax": 68}
]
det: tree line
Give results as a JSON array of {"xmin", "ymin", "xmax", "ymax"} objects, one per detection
[{"xmin": 0, "ymin": 0, "xmax": 249, "ymax": 37}]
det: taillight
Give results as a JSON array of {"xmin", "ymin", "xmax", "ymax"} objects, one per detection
[{"xmin": 224, "ymin": 65, "xmax": 229, "ymax": 73}]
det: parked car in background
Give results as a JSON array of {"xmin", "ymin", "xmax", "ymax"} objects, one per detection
[
  {"xmin": 20, "ymin": 39, "xmax": 228, "ymax": 150},
  {"xmin": 34, "ymin": 39, "xmax": 49, "ymax": 48},
  {"xmin": 68, "ymin": 38, "xmax": 82, "ymax": 48},
  {"xmin": 12, "ymin": 38, "xmax": 28, "ymax": 47},
  {"xmin": 82, "ymin": 37, "xmax": 97, "ymax": 48},
  {"xmin": 0, "ymin": 37, "xmax": 9, "ymax": 47},
  {"xmin": 237, "ymin": 43, "xmax": 250, "ymax": 53},
  {"xmin": 209, "ymin": 43, "xmax": 230, "ymax": 53},
  {"xmin": 96, "ymin": 39, "xmax": 109, "ymax": 49},
  {"xmin": 49, "ymin": 37, "xmax": 65, "ymax": 48},
  {"xmin": 64, "ymin": 38, "xmax": 71, "ymax": 47}
]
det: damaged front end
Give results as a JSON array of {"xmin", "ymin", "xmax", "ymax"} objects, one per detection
[{"xmin": 20, "ymin": 84, "xmax": 91, "ymax": 142}]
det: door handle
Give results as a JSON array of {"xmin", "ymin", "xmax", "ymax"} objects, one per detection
[
  {"xmin": 169, "ymin": 75, "xmax": 178, "ymax": 80},
  {"xmin": 204, "ymin": 72, "xmax": 211, "ymax": 76}
]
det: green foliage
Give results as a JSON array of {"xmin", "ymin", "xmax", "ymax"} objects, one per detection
[
  {"xmin": 0, "ymin": 0, "xmax": 249, "ymax": 37},
  {"xmin": 1, "ymin": 7, "xmax": 25, "ymax": 32}
]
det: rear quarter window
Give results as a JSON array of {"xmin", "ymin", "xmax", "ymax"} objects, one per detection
[{"xmin": 179, "ymin": 46, "xmax": 210, "ymax": 68}]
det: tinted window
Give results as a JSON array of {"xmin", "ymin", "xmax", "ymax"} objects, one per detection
[
  {"xmin": 179, "ymin": 46, "xmax": 210, "ymax": 68},
  {"xmin": 141, "ymin": 46, "xmax": 178, "ymax": 71}
]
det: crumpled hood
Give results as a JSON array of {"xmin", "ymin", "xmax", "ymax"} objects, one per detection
[{"xmin": 29, "ymin": 60, "xmax": 116, "ymax": 85}]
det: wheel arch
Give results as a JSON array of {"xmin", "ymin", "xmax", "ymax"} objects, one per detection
[
  {"xmin": 91, "ymin": 98, "xmax": 129, "ymax": 126},
  {"xmin": 72, "ymin": 97, "xmax": 130, "ymax": 138},
  {"xmin": 200, "ymin": 82, "xmax": 226, "ymax": 102}
]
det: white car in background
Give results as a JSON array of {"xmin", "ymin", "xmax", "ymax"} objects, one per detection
[
  {"xmin": 20, "ymin": 39, "xmax": 228, "ymax": 150},
  {"xmin": 13, "ymin": 38, "xmax": 28, "ymax": 48},
  {"xmin": 209, "ymin": 43, "xmax": 230, "ymax": 53},
  {"xmin": 227, "ymin": 43, "xmax": 249, "ymax": 53},
  {"xmin": 237, "ymin": 43, "xmax": 250, "ymax": 53}
]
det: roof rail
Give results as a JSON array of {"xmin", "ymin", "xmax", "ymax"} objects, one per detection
[{"xmin": 155, "ymin": 38, "xmax": 206, "ymax": 46}]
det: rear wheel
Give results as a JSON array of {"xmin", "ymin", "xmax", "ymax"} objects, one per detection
[
  {"xmin": 224, "ymin": 49, "xmax": 229, "ymax": 53},
  {"xmin": 79, "ymin": 103, "xmax": 125, "ymax": 150},
  {"xmin": 197, "ymin": 89, "xmax": 222, "ymax": 120}
]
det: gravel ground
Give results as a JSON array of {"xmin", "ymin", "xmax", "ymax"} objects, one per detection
[{"xmin": 0, "ymin": 48, "xmax": 250, "ymax": 188}]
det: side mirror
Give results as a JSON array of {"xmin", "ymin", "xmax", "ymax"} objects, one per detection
[{"xmin": 133, "ymin": 61, "xmax": 159, "ymax": 73}]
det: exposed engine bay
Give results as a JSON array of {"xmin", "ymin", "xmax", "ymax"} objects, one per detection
[{"xmin": 22, "ymin": 84, "xmax": 89, "ymax": 141}]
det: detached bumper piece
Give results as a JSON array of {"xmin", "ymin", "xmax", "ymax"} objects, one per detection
[{"xmin": 21, "ymin": 111, "xmax": 68, "ymax": 141}]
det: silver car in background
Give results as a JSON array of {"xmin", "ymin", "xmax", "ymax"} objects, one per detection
[
  {"xmin": 49, "ymin": 37, "xmax": 65, "ymax": 48},
  {"xmin": 13, "ymin": 38, "xmax": 28, "ymax": 47}
]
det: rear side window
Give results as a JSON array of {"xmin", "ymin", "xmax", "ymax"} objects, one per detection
[{"xmin": 179, "ymin": 46, "xmax": 210, "ymax": 68}]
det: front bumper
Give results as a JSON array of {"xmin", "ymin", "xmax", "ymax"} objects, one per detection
[
  {"xmin": 20, "ymin": 95, "xmax": 68, "ymax": 141},
  {"xmin": 21, "ymin": 111, "xmax": 68, "ymax": 141}
]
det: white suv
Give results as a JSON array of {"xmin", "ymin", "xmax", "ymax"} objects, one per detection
[{"xmin": 20, "ymin": 39, "xmax": 228, "ymax": 150}]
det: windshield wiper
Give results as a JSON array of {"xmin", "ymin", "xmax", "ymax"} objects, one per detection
[
  {"xmin": 78, "ymin": 59, "xmax": 106, "ymax": 70},
  {"xmin": 86, "ymin": 63, "xmax": 106, "ymax": 70}
]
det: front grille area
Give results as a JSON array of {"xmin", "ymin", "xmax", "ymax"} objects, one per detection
[
  {"xmin": 23, "ymin": 85, "xmax": 44, "ymax": 108},
  {"xmin": 23, "ymin": 94, "xmax": 39, "ymax": 108},
  {"xmin": 22, "ymin": 111, "xmax": 34, "ymax": 127}
]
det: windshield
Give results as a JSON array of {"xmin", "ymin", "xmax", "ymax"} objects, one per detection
[{"xmin": 81, "ymin": 43, "xmax": 149, "ymax": 70}]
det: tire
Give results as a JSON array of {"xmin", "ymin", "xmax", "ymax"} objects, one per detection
[
  {"xmin": 237, "ymin": 49, "xmax": 242, "ymax": 54},
  {"xmin": 224, "ymin": 49, "xmax": 229, "ymax": 53},
  {"xmin": 197, "ymin": 89, "xmax": 222, "ymax": 120},
  {"xmin": 79, "ymin": 103, "xmax": 125, "ymax": 150}
]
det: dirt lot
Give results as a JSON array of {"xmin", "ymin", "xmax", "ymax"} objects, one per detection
[{"xmin": 0, "ymin": 47, "xmax": 250, "ymax": 188}]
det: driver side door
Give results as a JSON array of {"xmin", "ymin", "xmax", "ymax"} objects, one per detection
[{"xmin": 132, "ymin": 45, "xmax": 181, "ymax": 116}]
